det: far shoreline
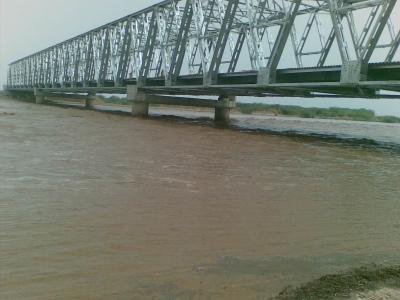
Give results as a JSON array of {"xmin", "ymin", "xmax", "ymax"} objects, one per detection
[
  {"xmin": 98, "ymin": 96, "xmax": 400, "ymax": 124},
  {"xmin": 2, "ymin": 92, "xmax": 399, "ymax": 125}
]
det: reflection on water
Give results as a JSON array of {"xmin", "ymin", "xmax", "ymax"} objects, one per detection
[{"xmin": 1, "ymin": 97, "xmax": 400, "ymax": 299}]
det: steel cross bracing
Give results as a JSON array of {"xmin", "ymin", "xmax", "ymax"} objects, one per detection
[{"xmin": 6, "ymin": 0, "xmax": 400, "ymax": 98}]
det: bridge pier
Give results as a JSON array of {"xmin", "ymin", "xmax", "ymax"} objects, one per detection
[
  {"xmin": 34, "ymin": 88, "xmax": 45, "ymax": 104},
  {"xmin": 215, "ymin": 95, "xmax": 235, "ymax": 124},
  {"xmin": 132, "ymin": 101, "xmax": 149, "ymax": 117},
  {"xmin": 126, "ymin": 85, "xmax": 236, "ymax": 123},
  {"xmin": 85, "ymin": 92, "xmax": 96, "ymax": 109},
  {"xmin": 128, "ymin": 85, "xmax": 149, "ymax": 117}
]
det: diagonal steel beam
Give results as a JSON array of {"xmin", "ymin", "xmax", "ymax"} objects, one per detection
[
  {"xmin": 169, "ymin": 0, "xmax": 194, "ymax": 84},
  {"xmin": 139, "ymin": 10, "xmax": 158, "ymax": 86},
  {"xmin": 385, "ymin": 29, "xmax": 400, "ymax": 62},
  {"xmin": 260, "ymin": 0, "xmax": 301, "ymax": 84},
  {"xmin": 362, "ymin": 0, "xmax": 397, "ymax": 63},
  {"xmin": 207, "ymin": 0, "xmax": 239, "ymax": 84}
]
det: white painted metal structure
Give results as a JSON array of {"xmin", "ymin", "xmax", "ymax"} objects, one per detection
[{"xmin": 6, "ymin": 0, "xmax": 400, "ymax": 98}]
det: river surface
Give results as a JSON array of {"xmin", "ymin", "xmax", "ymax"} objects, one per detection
[{"xmin": 1, "ymin": 97, "xmax": 400, "ymax": 299}]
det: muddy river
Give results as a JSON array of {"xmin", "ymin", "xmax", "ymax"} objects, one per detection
[{"xmin": 1, "ymin": 96, "xmax": 400, "ymax": 299}]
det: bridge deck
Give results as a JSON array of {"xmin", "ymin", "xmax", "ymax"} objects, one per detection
[{"xmin": 6, "ymin": 63, "xmax": 400, "ymax": 98}]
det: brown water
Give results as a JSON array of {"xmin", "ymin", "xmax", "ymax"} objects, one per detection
[{"xmin": 1, "ymin": 97, "xmax": 400, "ymax": 299}]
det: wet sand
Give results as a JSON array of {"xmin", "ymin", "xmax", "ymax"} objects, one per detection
[
  {"xmin": 1, "ymin": 96, "xmax": 400, "ymax": 299},
  {"xmin": 354, "ymin": 288, "xmax": 400, "ymax": 300}
]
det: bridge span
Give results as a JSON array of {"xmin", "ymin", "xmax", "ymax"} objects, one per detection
[{"xmin": 5, "ymin": 0, "xmax": 400, "ymax": 122}]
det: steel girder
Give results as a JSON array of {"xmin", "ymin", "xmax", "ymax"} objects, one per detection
[{"xmin": 6, "ymin": 0, "xmax": 400, "ymax": 94}]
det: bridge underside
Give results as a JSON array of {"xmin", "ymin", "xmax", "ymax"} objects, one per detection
[
  {"xmin": 7, "ymin": 62, "xmax": 400, "ymax": 98},
  {"xmin": 8, "ymin": 63, "xmax": 400, "ymax": 98}
]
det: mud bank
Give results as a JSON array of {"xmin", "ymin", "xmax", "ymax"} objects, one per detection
[{"xmin": 275, "ymin": 265, "xmax": 400, "ymax": 300}]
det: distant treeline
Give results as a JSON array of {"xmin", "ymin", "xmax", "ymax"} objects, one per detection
[
  {"xmin": 97, "ymin": 95, "xmax": 400, "ymax": 124},
  {"xmin": 236, "ymin": 103, "xmax": 400, "ymax": 123}
]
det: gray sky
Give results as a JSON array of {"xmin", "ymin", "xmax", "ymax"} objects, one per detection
[{"xmin": 0, "ymin": 0, "xmax": 160, "ymax": 88}]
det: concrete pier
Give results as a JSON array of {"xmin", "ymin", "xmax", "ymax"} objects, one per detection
[
  {"xmin": 29, "ymin": 85, "xmax": 235, "ymax": 124},
  {"xmin": 126, "ymin": 85, "xmax": 236, "ymax": 122},
  {"xmin": 85, "ymin": 92, "xmax": 96, "ymax": 109},
  {"xmin": 127, "ymin": 85, "xmax": 149, "ymax": 117},
  {"xmin": 215, "ymin": 95, "xmax": 235, "ymax": 124},
  {"xmin": 34, "ymin": 88, "xmax": 45, "ymax": 104}
]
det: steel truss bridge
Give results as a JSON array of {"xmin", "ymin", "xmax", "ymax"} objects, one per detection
[{"xmin": 5, "ymin": 0, "xmax": 400, "ymax": 100}]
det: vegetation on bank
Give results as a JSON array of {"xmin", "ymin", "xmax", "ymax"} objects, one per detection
[
  {"xmin": 236, "ymin": 102, "xmax": 400, "ymax": 123},
  {"xmin": 97, "ymin": 96, "xmax": 400, "ymax": 124},
  {"xmin": 100, "ymin": 95, "xmax": 130, "ymax": 105},
  {"xmin": 274, "ymin": 264, "xmax": 400, "ymax": 300}
]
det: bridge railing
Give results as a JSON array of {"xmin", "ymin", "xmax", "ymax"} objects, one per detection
[{"xmin": 7, "ymin": 0, "xmax": 400, "ymax": 90}]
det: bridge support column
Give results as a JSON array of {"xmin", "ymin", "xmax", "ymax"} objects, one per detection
[
  {"xmin": 128, "ymin": 85, "xmax": 149, "ymax": 117},
  {"xmin": 340, "ymin": 61, "xmax": 367, "ymax": 83},
  {"xmin": 132, "ymin": 101, "xmax": 149, "ymax": 117},
  {"xmin": 34, "ymin": 88, "xmax": 45, "ymax": 104},
  {"xmin": 215, "ymin": 95, "xmax": 235, "ymax": 124},
  {"xmin": 85, "ymin": 92, "xmax": 96, "ymax": 109}
]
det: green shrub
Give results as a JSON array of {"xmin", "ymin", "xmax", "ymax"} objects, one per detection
[
  {"xmin": 235, "ymin": 102, "xmax": 399, "ymax": 123},
  {"xmin": 375, "ymin": 115, "xmax": 400, "ymax": 123}
]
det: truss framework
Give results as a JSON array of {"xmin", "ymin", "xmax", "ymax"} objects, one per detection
[{"xmin": 7, "ymin": 0, "xmax": 400, "ymax": 92}]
